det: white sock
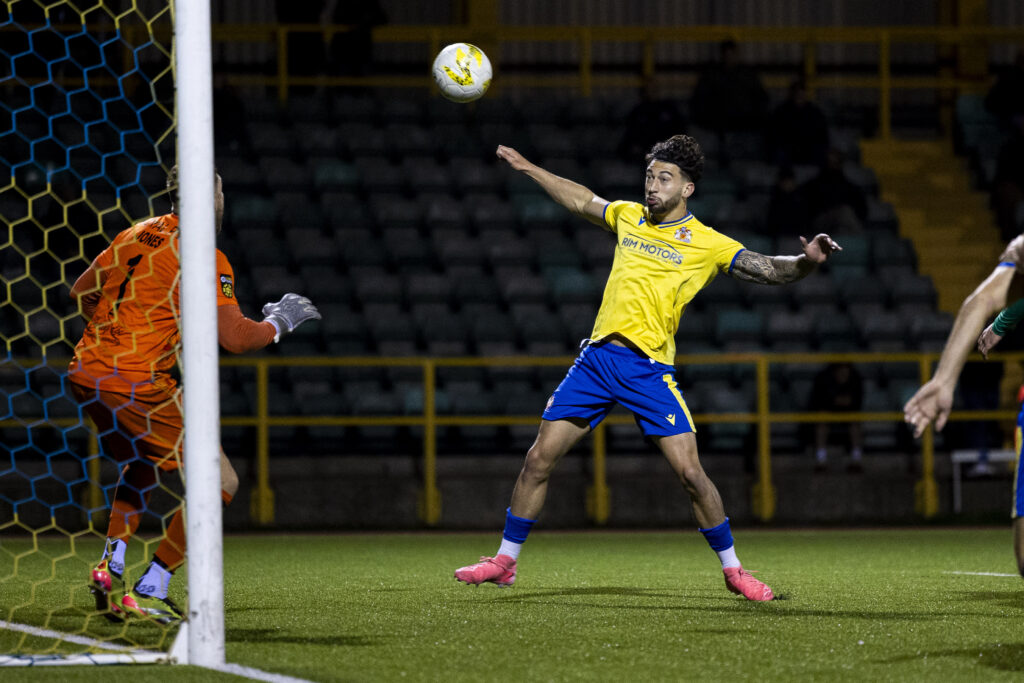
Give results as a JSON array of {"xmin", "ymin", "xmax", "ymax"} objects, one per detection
[
  {"xmin": 851, "ymin": 448, "xmax": 863, "ymax": 462},
  {"xmin": 103, "ymin": 538, "xmax": 127, "ymax": 577},
  {"xmin": 135, "ymin": 561, "xmax": 172, "ymax": 599},
  {"xmin": 497, "ymin": 538, "xmax": 522, "ymax": 560},
  {"xmin": 717, "ymin": 545, "xmax": 741, "ymax": 569},
  {"xmin": 815, "ymin": 448, "xmax": 827, "ymax": 463}
]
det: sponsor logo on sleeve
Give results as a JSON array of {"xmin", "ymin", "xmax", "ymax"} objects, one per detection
[{"xmin": 219, "ymin": 273, "xmax": 234, "ymax": 298}]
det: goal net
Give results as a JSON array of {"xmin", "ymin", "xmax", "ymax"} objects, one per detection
[{"xmin": 1, "ymin": 0, "xmax": 195, "ymax": 665}]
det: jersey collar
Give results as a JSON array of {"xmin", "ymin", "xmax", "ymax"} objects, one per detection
[{"xmin": 641, "ymin": 209, "xmax": 694, "ymax": 229}]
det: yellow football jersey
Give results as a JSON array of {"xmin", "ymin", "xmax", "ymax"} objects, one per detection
[{"xmin": 590, "ymin": 200, "xmax": 745, "ymax": 364}]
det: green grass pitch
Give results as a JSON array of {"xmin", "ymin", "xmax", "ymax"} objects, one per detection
[{"xmin": 2, "ymin": 528, "xmax": 1022, "ymax": 681}]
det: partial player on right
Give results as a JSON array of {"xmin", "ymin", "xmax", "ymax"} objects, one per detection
[{"xmin": 904, "ymin": 234, "xmax": 1024, "ymax": 577}]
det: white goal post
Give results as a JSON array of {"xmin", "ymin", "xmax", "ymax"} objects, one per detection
[{"xmin": 175, "ymin": 0, "xmax": 225, "ymax": 669}]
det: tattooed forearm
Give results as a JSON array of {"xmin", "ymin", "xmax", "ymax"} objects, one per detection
[{"xmin": 730, "ymin": 251, "xmax": 814, "ymax": 285}]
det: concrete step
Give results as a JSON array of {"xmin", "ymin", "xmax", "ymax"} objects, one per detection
[{"xmin": 861, "ymin": 137, "xmax": 1003, "ymax": 315}]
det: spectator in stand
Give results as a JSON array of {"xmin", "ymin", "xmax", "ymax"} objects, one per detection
[
  {"xmin": 767, "ymin": 79, "xmax": 830, "ymax": 168},
  {"xmin": 766, "ymin": 167, "xmax": 810, "ymax": 237},
  {"xmin": 689, "ymin": 40, "xmax": 769, "ymax": 164},
  {"xmin": 617, "ymin": 80, "xmax": 688, "ymax": 163},
  {"xmin": 990, "ymin": 115, "xmax": 1024, "ymax": 241},
  {"xmin": 275, "ymin": 1, "xmax": 327, "ymax": 89},
  {"xmin": 324, "ymin": 0, "xmax": 387, "ymax": 78},
  {"xmin": 213, "ymin": 74, "xmax": 248, "ymax": 153},
  {"xmin": 799, "ymin": 148, "xmax": 868, "ymax": 234},
  {"xmin": 957, "ymin": 361, "xmax": 1005, "ymax": 477},
  {"xmin": 984, "ymin": 47, "xmax": 1024, "ymax": 129},
  {"xmin": 809, "ymin": 362, "xmax": 864, "ymax": 472}
]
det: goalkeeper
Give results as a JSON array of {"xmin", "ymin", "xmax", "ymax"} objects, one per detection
[
  {"xmin": 905, "ymin": 233, "xmax": 1024, "ymax": 579},
  {"xmin": 68, "ymin": 166, "xmax": 320, "ymax": 625}
]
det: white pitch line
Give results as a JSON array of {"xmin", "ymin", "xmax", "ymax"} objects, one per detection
[
  {"xmin": 1, "ymin": 620, "xmax": 317, "ymax": 681},
  {"xmin": 216, "ymin": 663, "xmax": 318, "ymax": 683},
  {"xmin": 943, "ymin": 571, "xmax": 1020, "ymax": 577},
  {"xmin": 0, "ymin": 619, "xmax": 162, "ymax": 655}
]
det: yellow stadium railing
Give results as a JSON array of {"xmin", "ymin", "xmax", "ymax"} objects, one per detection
[
  {"xmin": 9, "ymin": 351, "xmax": 1023, "ymax": 526},
  {"xmin": 215, "ymin": 350, "xmax": 1022, "ymax": 526}
]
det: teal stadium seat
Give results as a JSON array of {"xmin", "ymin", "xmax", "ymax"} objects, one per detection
[
  {"xmin": 861, "ymin": 310, "xmax": 908, "ymax": 352},
  {"xmin": 246, "ymin": 122, "xmax": 293, "ymax": 156},
  {"xmin": 814, "ymin": 312, "xmax": 860, "ymax": 351},
  {"xmin": 286, "ymin": 94, "xmax": 329, "ymax": 125},
  {"xmin": 313, "ymin": 160, "xmax": 360, "ymax": 193},
  {"xmin": 387, "ymin": 124, "xmax": 436, "ymax": 157},
  {"xmin": 343, "ymin": 124, "xmax": 389, "ymax": 159},
  {"xmin": 497, "ymin": 267, "xmax": 548, "ymax": 304},
  {"xmin": 287, "ymin": 228, "xmax": 338, "ymax": 267},
  {"xmin": 229, "ymin": 194, "xmax": 277, "ymax": 230},
  {"xmin": 353, "ymin": 267, "xmax": 403, "ymax": 305},
  {"xmin": 714, "ymin": 309, "xmax": 764, "ymax": 349},
  {"xmin": 403, "ymin": 156, "xmax": 453, "ymax": 193},
  {"xmin": 331, "ymin": 92, "xmax": 377, "ymax": 124}
]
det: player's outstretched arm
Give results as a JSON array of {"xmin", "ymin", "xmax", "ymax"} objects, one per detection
[
  {"xmin": 262, "ymin": 293, "xmax": 321, "ymax": 343},
  {"xmin": 903, "ymin": 263, "xmax": 1016, "ymax": 438},
  {"xmin": 495, "ymin": 145, "xmax": 608, "ymax": 226},
  {"xmin": 729, "ymin": 234, "xmax": 842, "ymax": 285}
]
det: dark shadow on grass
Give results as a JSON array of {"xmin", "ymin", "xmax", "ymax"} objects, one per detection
[
  {"xmin": 879, "ymin": 642, "xmax": 1024, "ymax": 672},
  {"xmin": 495, "ymin": 586, "xmax": 690, "ymax": 601},
  {"xmin": 463, "ymin": 586, "xmax": 988, "ymax": 621},
  {"xmin": 955, "ymin": 590, "xmax": 1024, "ymax": 611},
  {"xmin": 227, "ymin": 629, "xmax": 377, "ymax": 647}
]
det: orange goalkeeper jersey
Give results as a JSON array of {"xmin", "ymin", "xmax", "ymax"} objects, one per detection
[{"xmin": 69, "ymin": 213, "xmax": 244, "ymax": 396}]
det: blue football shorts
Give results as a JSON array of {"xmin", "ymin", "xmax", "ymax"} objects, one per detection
[
  {"xmin": 542, "ymin": 341, "xmax": 695, "ymax": 437},
  {"xmin": 1014, "ymin": 409, "xmax": 1024, "ymax": 518}
]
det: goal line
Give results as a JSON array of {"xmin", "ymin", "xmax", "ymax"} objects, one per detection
[{"xmin": 0, "ymin": 619, "xmax": 171, "ymax": 666}]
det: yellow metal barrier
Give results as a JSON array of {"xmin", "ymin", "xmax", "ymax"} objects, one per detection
[
  {"xmin": 9, "ymin": 351, "xmax": 1024, "ymax": 525},
  {"xmin": 214, "ymin": 350, "xmax": 1023, "ymax": 525}
]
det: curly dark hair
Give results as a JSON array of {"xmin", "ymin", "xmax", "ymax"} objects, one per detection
[{"xmin": 645, "ymin": 134, "xmax": 704, "ymax": 183}]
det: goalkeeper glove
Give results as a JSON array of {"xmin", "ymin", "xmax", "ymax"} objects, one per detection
[{"xmin": 262, "ymin": 293, "xmax": 321, "ymax": 342}]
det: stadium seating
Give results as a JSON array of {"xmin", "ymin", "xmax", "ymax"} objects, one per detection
[{"xmin": 193, "ymin": 89, "xmax": 955, "ymax": 455}]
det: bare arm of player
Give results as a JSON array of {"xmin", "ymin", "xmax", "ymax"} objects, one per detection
[
  {"xmin": 903, "ymin": 264, "xmax": 1016, "ymax": 437},
  {"xmin": 729, "ymin": 234, "xmax": 842, "ymax": 285},
  {"xmin": 495, "ymin": 145, "xmax": 608, "ymax": 227},
  {"xmin": 69, "ymin": 260, "xmax": 105, "ymax": 321}
]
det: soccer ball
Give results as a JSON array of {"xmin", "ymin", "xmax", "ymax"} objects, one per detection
[{"xmin": 431, "ymin": 43, "xmax": 492, "ymax": 103}]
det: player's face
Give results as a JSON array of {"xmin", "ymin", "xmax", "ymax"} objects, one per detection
[
  {"xmin": 214, "ymin": 174, "xmax": 224, "ymax": 234},
  {"xmin": 644, "ymin": 160, "xmax": 693, "ymax": 219}
]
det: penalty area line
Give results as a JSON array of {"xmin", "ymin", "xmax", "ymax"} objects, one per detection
[{"xmin": 942, "ymin": 570, "xmax": 1020, "ymax": 577}]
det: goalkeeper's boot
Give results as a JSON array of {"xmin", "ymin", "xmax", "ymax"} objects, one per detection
[
  {"xmin": 120, "ymin": 588, "xmax": 184, "ymax": 626},
  {"xmin": 454, "ymin": 554, "xmax": 517, "ymax": 587},
  {"xmin": 90, "ymin": 559, "xmax": 126, "ymax": 623},
  {"xmin": 723, "ymin": 566, "xmax": 775, "ymax": 601}
]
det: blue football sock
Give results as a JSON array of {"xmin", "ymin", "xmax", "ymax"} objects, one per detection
[
  {"xmin": 502, "ymin": 507, "xmax": 537, "ymax": 544},
  {"xmin": 699, "ymin": 517, "xmax": 741, "ymax": 569}
]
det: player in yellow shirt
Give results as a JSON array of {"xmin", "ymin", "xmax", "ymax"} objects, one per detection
[{"xmin": 455, "ymin": 135, "xmax": 841, "ymax": 600}]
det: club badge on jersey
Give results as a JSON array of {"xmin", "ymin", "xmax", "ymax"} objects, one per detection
[{"xmin": 674, "ymin": 226, "xmax": 692, "ymax": 243}]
